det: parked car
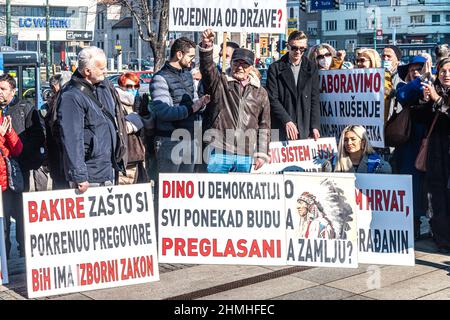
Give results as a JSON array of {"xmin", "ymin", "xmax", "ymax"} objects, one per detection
[
  {"xmin": 133, "ymin": 70, "xmax": 154, "ymax": 83},
  {"xmin": 128, "ymin": 59, "xmax": 154, "ymax": 71}
]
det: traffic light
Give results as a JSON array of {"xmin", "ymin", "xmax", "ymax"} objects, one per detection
[
  {"xmin": 300, "ymin": 0, "xmax": 307, "ymax": 12},
  {"xmin": 276, "ymin": 41, "xmax": 280, "ymax": 53},
  {"xmin": 276, "ymin": 40, "xmax": 286, "ymax": 53},
  {"xmin": 334, "ymin": 0, "xmax": 340, "ymax": 10}
]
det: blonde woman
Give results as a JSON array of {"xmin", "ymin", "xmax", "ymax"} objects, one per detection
[
  {"xmin": 323, "ymin": 125, "xmax": 391, "ymax": 173},
  {"xmin": 356, "ymin": 48, "xmax": 381, "ymax": 68}
]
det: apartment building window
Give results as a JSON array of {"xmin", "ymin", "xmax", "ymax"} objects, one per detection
[
  {"xmin": 290, "ymin": 8, "xmax": 294, "ymax": 18},
  {"xmin": 410, "ymin": 15, "xmax": 425, "ymax": 24},
  {"xmin": 307, "ymin": 21, "xmax": 318, "ymax": 36},
  {"xmin": 447, "ymin": 14, "xmax": 450, "ymax": 22},
  {"xmin": 327, "ymin": 40, "xmax": 337, "ymax": 48},
  {"xmin": 388, "ymin": 16, "xmax": 401, "ymax": 28},
  {"xmin": 432, "ymin": 15, "xmax": 440, "ymax": 23},
  {"xmin": 345, "ymin": 2, "xmax": 357, "ymax": 10},
  {"xmin": 129, "ymin": 34, "xmax": 133, "ymax": 48},
  {"xmin": 345, "ymin": 19, "xmax": 357, "ymax": 30},
  {"xmin": 326, "ymin": 20, "xmax": 337, "ymax": 31}
]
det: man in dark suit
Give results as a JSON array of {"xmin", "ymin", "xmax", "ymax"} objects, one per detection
[{"xmin": 266, "ymin": 30, "xmax": 320, "ymax": 142}]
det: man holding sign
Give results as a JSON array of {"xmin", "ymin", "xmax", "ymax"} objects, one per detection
[
  {"xmin": 267, "ymin": 31, "xmax": 320, "ymax": 142},
  {"xmin": 199, "ymin": 29, "xmax": 271, "ymax": 172}
]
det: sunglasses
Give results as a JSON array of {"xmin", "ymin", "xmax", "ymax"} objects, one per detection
[
  {"xmin": 125, "ymin": 84, "xmax": 140, "ymax": 89},
  {"xmin": 232, "ymin": 60, "xmax": 251, "ymax": 68},
  {"xmin": 356, "ymin": 58, "xmax": 368, "ymax": 63},
  {"xmin": 289, "ymin": 46, "xmax": 308, "ymax": 53},
  {"xmin": 316, "ymin": 52, "xmax": 332, "ymax": 60},
  {"xmin": 409, "ymin": 66, "xmax": 422, "ymax": 72}
]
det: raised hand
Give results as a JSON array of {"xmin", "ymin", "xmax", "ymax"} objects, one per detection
[
  {"xmin": 201, "ymin": 29, "xmax": 215, "ymax": 49},
  {"xmin": 0, "ymin": 116, "xmax": 11, "ymax": 137}
]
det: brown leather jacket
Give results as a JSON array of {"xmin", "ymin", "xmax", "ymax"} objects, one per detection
[{"xmin": 199, "ymin": 46, "xmax": 271, "ymax": 160}]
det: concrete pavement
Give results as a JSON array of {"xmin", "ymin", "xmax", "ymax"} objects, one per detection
[{"xmin": 1, "ymin": 225, "xmax": 449, "ymax": 301}]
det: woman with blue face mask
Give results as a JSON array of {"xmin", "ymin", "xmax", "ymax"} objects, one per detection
[{"xmin": 116, "ymin": 72, "xmax": 148, "ymax": 185}]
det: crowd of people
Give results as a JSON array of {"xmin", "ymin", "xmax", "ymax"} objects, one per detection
[{"xmin": 0, "ymin": 31, "xmax": 448, "ymax": 258}]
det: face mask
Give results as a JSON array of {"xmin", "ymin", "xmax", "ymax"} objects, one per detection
[
  {"xmin": 318, "ymin": 56, "xmax": 332, "ymax": 69},
  {"xmin": 382, "ymin": 60, "xmax": 392, "ymax": 71},
  {"xmin": 218, "ymin": 60, "xmax": 230, "ymax": 71},
  {"xmin": 127, "ymin": 89, "xmax": 139, "ymax": 97}
]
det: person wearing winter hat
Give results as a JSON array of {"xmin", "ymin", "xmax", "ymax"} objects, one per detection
[{"xmin": 199, "ymin": 29, "xmax": 271, "ymax": 173}]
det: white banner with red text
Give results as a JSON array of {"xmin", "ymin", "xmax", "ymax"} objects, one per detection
[
  {"xmin": 23, "ymin": 184, "xmax": 159, "ymax": 298},
  {"xmin": 251, "ymin": 137, "xmax": 337, "ymax": 174},
  {"xmin": 158, "ymin": 173, "xmax": 287, "ymax": 265},
  {"xmin": 169, "ymin": 0, "xmax": 287, "ymax": 33},
  {"xmin": 319, "ymin": 68, "xmax": 386, "ymax": 148},
  {"xmin": 355, "ymin": 174, "xmax": 415, "ymax": 266}
]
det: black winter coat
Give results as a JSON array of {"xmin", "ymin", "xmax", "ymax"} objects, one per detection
[
  {"xmin": 57, "ymin": 71, "xmax": 120, "ymax": 184},
  {"xmin": 6, "ymin": 97, "xmax": 45, "ymax": 172},
  {"xmin": 266, "ymin": 54, "xmax": 320, "ymax": 141}
]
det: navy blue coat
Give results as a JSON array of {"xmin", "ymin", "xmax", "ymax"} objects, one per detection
[
  {"xmin": 150, "ymin": 62, "xmax": 197, "ymax": 136},
  {"xmin": 57, "ymin": 71, "xmax": 117, "ymax": 184}
]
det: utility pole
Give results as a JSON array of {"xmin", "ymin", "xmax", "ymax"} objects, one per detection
[
  {"xmin": 46, "ymin": 0, "xmax": 51, "ymax": 80},
  {"xmin": 6, "ymin": 0, "xmax": 11, "ymax": 46},
  {"xmin": 373, "ymin": 9, "xmax": 377, "ymax": 51}
]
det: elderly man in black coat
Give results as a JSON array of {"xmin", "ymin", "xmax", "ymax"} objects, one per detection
[{"xmin": 266, "ymin": 30, "xmax": 320, "ymax": 142}]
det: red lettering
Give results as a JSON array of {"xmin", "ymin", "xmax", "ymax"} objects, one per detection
[
  {"xmin": 28, "ymin": 201, "xmax": 38, "ymax": 223},
  {"xmin": 161, "ymin": 237, "xmax": 173, "ymax": 255},
  {"xmin": 162, "ymin": 180, "xmax": 194, "ymax": 198},
  {"xmin": 223, "ymin": 239, "xmax": 237, "ymax": 257}
]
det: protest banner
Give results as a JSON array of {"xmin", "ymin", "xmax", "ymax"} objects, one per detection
[
  {"xmin": 319, "ymin": 68, "xmax": 385, "ymax": 148},
  {"xmin": 355, "ymin": 174, "xmax": 415, "ymax": 266},
  {"xmin": 169, "ymin": 0, "xmax": 287, "ymax": 33},
  {"xmin": 0, "ymin": 192, "xmax": 8, "ymax": 284},
  {"xmin": 23, "ymin": 184, "xmax": 159, "ymax": 298},
  {"xmin": 284, "ymin": 173, "xmax": 358, "ymax": 268},
  {"xmin": 159, "ymin": 173, "xmax": 287, "ymax": 265},
  {"xmin": 251, "ymin": 137, "xmax": 337, "ymax": 174}
]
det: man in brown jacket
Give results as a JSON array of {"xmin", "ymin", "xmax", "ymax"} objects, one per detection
[{"xmin": 199, "ymin": 29, "xmax": 271, "ymax": 172}]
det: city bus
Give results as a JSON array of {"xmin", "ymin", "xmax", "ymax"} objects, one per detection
[{"xmin": 0, "ymin": 46, "xmax": 43, "ymax": 109}]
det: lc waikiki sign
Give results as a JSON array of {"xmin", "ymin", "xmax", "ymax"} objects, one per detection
[{"xmin": 18, "ymin": 17, "xmax": 71, "ymax": 29}]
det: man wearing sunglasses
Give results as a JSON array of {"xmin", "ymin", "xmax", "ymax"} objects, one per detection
[{"xmin": 266, "ymin": 30, "xmax": 320, "ymax": 142}]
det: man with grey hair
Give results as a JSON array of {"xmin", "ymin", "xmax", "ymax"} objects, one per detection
[{"xmin": 56, "ymin": 46, "xmax": 127, "ymax": 193}]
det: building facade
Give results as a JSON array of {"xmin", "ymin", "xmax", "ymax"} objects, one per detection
[
  {"xmin": 287, "ymin": 0, "xmax": 450, "ymax": 59},
  {"xmin": 0, "ymin": 0, "xmax": 97, "ymax": 65}
]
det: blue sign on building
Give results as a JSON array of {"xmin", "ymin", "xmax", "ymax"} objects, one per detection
[
  {"xmin": 18, "ymin": 17, "xmax": 70, "ymax": 29},
  {"xmin": 311, "ymin": 0, "xmax": 334, "ymax": 10}
]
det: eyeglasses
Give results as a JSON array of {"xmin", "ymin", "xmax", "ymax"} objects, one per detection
[
  {"xmin": 125, "ymin": 84, "xmax": 140, "ymax": 89},
  {"xmin": 289, "ymin": 46, "xmax": 308, "ymax": 53},
  {"xmin": 232, "ymin": 60, "xmax": 251, "ymax": 68},
  {"xmin": 439, "ymin": 68, "xmax": 450, "ymax": 76},
  {"xmin": 409, "ymin": 66, "xmax": 422, "ymax": 73},
  {"xmin": 316, "ymin": 52, "xmax": 332, "ymax": 60}
]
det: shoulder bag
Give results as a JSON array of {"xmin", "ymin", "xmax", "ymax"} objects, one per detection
[
  {"xmin": 415, "ymin": 112, "xmax": 440, "ymax": 172},
  {"xmin": 385, "ymin": 102, "xmax": 411, "ymax": 147}
]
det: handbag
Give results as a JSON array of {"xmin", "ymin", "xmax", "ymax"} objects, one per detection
[
  {"xmin": 127, "ymin": 132, "xmax": 146, "ymax": 165},
  {"xmin": 415, "ymin": 112, "xmax": 440, "ymax": 172},
  {"xmin": 385, "ymin": 103, "xmax": 411, "ymax": 147},
  {"xmin": 0, "ymin": 148, "xmax": 24, "ymax": 193}
]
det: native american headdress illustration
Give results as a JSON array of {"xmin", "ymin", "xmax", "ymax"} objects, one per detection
[{"xmin": 313, "ymin": 178, "xmax": 354, "ymax": 239}]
